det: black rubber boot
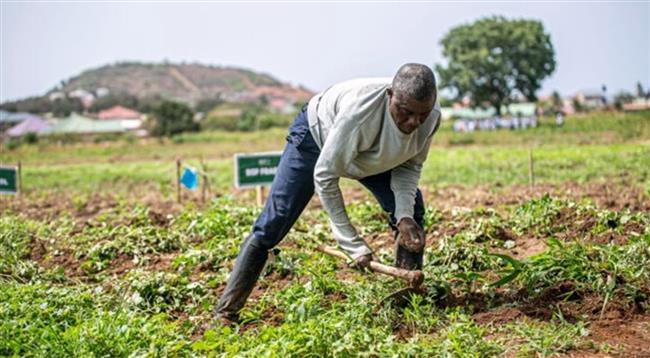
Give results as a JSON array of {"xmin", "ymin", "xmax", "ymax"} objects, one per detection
[
  {"xmin": 215, "ymin": 234, "xmax": 268, "ymax": 323},
  {"xmin": 394, "ymin": 232, "xmax": 424, "ymax": 270}
]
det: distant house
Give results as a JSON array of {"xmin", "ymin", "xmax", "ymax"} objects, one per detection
[
  {"xmin": 1, "ymin": 111, "xmax": 40, "ymax": 131},
  {"xmin": 268, "ymin": 97, "xmax": 296, "ymax": 114},
  {"xmin": 5, "ymin": 116, "xmax": 51, "ymax": 137},
  {"xmin": 98, "ymin": 105, "xmax": 141, "ymax": 120},
  {"xmin": 622, "ymin": 98, "xmax": 650, "ymax": 112},
  {"xmin": 560, "ymin": 99, "xmax": 576, "ymax": 115},
  {"xmin": 43, "ymin": 113, "xmax": 126, "ymax": 135},
  {"xmin": 97, "ymin": 105, "xmax": 143, "ymax": 131},
  {"xmin": 574, "ymin": 91, "xmax": 607, "ymax": 110},
  {"xmin": 68, "ymin": 89, "xmax": 95, "ymax": 108},
  {"xmin": 48, "ymin": 91, "xmax": 66, "ymax": 101},
  {"xmin": 95, "ymin": 87, "xmax": 110, "ymax": 98}
]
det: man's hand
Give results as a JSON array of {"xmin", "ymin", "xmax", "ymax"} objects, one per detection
[
  {"xmin": 348, "ymin": 253, "xmax": 373, "ymax": 271},
  {"xmin": 397, "ymin": 217, "xmax": 425, "ymax": 253}
]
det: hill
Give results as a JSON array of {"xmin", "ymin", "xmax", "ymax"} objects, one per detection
[{"xmin": 2, "ymin": 61, "xmax": 314, "ymax": 113}]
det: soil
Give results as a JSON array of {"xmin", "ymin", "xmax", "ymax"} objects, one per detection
[
  {"xmin": 4, "ymin": 181, "xmax": 647, "ymax": 226},
  {"xmin": 5, "ymin": 182, "xmax": 649, "ymax": 355},
  {"xmin": 581, "ymin": 317, "xmax": 650, "ymax": 357},
  {"xmin": 3, "ymin": 191, "xmax": 182, "ymax": 224},
  {"xmin": 465, "ymin": 280, "xmax": 650, "ymax": 357},
  {"xmin": 418, "ymin": 182, "xmax": 650, "ymax": 213}
]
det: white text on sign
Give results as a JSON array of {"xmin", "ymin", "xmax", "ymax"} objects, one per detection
[{"xmin": 245, "ymin": 167, "xmax": 277, "ymax": 177}]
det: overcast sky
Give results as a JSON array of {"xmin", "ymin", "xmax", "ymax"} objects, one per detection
[{"xmin": 1, "ymin": 1, "xmax": 648, "ymax": 102}]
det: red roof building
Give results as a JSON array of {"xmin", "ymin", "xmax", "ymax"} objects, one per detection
[{"xmin": 97, "ymin": 105, "xmax": 141, "ymax": 120}]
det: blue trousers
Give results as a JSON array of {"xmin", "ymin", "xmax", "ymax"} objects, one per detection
[{"xmin": 251, "ymin": 108, "xmax": 425, "ymax": 250}]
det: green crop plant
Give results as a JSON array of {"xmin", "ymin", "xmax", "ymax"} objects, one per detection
[
  {"xmin": 0, "ymin": 282, "xmax": 192, "ymax": 357},
  {"xmin": 0, "ymin": 216, "xmax": 43, "ymax": 281},
  {"xmin": 346, "ymin": 201, "xmax": 389, "ymax": 236},
  {"xmin": 511, "ymin": 194, "xmax": 567, "ymax": 236},
  {"xmin": 498, "ymin": 318, "xmax": 590, "ymax": 357},
  {"xmin": 117, "ymin": 270, "xmax": 215, "ymax": 315},
  {"xmin": 1, "ymin": 175, "xmax": 648, "ymax": 357},
  {"xmin": 435, "ymin": 312, "xmax": 504, "ymax": 357}
]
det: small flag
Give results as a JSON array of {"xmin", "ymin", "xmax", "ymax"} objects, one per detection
[{"xmin": 181, "ymin": 167, "xmax": 199, "ymax": 190}]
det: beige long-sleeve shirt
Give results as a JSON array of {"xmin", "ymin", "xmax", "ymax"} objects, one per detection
[{"xmin": 306, "ymin": 78, "xmax": 441, "ymax": 258}]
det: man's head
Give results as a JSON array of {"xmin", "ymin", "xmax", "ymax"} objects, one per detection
[{"xmin": 388, "ymin": 63, "xmax": 437, "ymax": 134}]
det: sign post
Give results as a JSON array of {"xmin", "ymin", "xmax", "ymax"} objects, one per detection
[
  {"xmin": 0, "ymin": 165, "xmax": 19, "ymax": 195},
  {"xmin": 234, "ymin": 152, "xmax": 281, "ymax": 205},
  {"xmin": 176, "ymin": 158, "xmax": 181, "ymax": 203}
]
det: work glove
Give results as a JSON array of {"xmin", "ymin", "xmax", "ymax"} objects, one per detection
[{"xmin": 397, "ymin": 217, "xmax": 425, "ymax": 253}]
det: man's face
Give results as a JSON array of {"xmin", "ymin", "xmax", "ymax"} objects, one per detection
[{"xmin": 388, "ymin": 89, "xmax": 436, "ymax": 134}]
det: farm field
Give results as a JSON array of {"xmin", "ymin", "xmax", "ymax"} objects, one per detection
[{"xmin": 1, "ymin": 111, "xmax": 650, "ymax": 357}]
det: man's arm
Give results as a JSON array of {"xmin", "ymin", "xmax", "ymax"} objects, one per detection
[
  {"xmin": 391, "ymin": 112, "xmax": 441, "ymax": 222},
  {"xmin": 390, "ymin": 144, "xmax": 428, "ymax": 222},
  {"xmin": 313, "ymin": 117, "xmax": 373, "ymax": 260}
]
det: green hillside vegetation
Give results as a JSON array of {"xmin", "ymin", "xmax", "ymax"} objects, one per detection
[
  {"xmin": 60, "ymin": 62, "xmax": 282, "ymax": 102},
  {"xmin": 0, "ymin": 62, "xmax": 313, "ymax": 114}
]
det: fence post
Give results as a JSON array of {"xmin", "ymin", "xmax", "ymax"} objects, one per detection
[
  {"xmin": 528, "ymin": 148, "xmax": 535, "ymax": 188},
  {"xmin": 17, "ymin": 161, "xmax": 22, "ymax": 196},
  {"xmin": 176, "ymin": 158, "xmax": 181, "ymax": 203},
  {"xmin": 256, "ymin": 186, "xmax": 265, "ymax": 206},
  {"xmin": 200, "ymin": 157, "xmax": 207, "ymax": 205}
]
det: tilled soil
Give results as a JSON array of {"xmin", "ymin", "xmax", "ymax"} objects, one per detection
[{"xmin": 4, "ymin": 182, "xmax": 649, "ymax": 356}]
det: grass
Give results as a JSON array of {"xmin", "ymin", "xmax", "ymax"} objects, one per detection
[
  {"xmin": 3, "ymin": 142, "xmax": 647, "ymax": 195},
  {"xmin": 1, "ymin": 194, "xmax": 648, "ymax": 356},
  {"xmin": 2, "ymin": 110, "xmax": 648, "ymax": 195},
  {"xmin": 1, "ymin": 110, "xmax": 649, "ymax": 356}
]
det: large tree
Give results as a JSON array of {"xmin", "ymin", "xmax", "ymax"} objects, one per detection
[
  {"xmin": 436, "ymin": 16, "xmax": 556, "ymax": 115},
  {"xmin": 150, "ymin": 101, "xmax": 198, "ymax": 137}
]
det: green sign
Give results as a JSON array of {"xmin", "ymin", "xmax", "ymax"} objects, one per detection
[
  {"xmin": 234, "ymin": 152, "xmax": 282, "ymax": 188},
  {"xmin": 0, "ymin": 166, "xmax": 18, "ymax": 194}
]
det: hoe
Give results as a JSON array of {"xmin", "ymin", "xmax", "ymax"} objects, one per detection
[{"xmin": 316, "ymin": 245, "xmax": 427, "ymax": 306}]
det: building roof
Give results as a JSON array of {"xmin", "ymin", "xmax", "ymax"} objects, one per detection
[
  {"xmin": 0, "ymin": 110, "xmax": 39, "ymax": 124},
  {"xmin": 622, "ymin": 99, "xmax": 650, "ymax": 111},
  {"xmin": 6, "ymin": 116, "xmax": 50, "ymax": 137},
  {"xmin": 97, "ymin": 105, "xmax": 141, "ymax": 120},
  {"xmin": 44, "ymin": 113, "xmax": 126, "ymax": 135}
]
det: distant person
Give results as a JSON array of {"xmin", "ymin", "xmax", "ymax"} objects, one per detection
[
  {"xmin": 453, "ymin": 119, "xmax": 465, "ymax": 132},
  {"xmin": 467, "ymin": 119, "xmax": 476, "ymax": 132},
  {"xmin": 215, "ymin": 64, "xmax": 441, "ymax": 324},
  {"xmin": 556, "ymin": 111, "xmax": 564, "ymax": 127}
]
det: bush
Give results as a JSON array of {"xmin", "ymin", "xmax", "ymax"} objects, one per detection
[
  {"xmin": 201, "ymin": 105, "xmax": 294, "ymax": 132},
  {"xmin": 23, "ymin": 132, "xmax": 38, "ymax": 144},
  {"xmin": 150, "ymin": 101, "xmax": 198, "ymax": 137},
  {"xmin": 4, "ymin": 139, "xmax": 20, "ymax": 151}
]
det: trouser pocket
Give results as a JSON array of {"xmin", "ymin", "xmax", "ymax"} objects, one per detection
[{"xmin": 286, "ymin": 110, "xmax": 309, "ymax": 147}]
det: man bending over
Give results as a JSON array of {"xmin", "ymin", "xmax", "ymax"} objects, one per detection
[{"xmin": 216, "ymin": 63, "xmax": 441, "ymax": 324}]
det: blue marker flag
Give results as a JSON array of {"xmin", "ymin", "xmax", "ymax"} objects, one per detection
[{"xmin": 181, "ymin": 167, "xmax": 199, "ymax": 190}]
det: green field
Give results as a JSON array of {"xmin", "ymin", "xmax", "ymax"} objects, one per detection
[
  {"xmin": 1, "ymin": 111, "xmax": 649, "ymax": 357},
  {"xmin": 3, "ymin": 111, "xmax": 649, "ymax": 194}
]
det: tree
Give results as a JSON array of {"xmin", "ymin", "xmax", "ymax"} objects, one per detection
[
  {"xmin": 436, "ymin": 16, "xmax": 556, "ymax": 115},
  {"xmin": 194, "ymin": 96, "xmax": 223, "ymax": 114},
  {"xmin": 150, "ymin": 101, "xmax": 198, "ymax": 137},
  {"xmin": 613, "ymin": 91, "xmax": 635, "ymax": 110},
  {"xmin": 551, "ymin": 90, "xmax": 563, "ymax": 113},
  {"xmin": 1, "ymin": 95, "xmax": 83, "ymax": 116},
  {"xmin": 636, "ymin": 82, "xmax": 646, "ymax": 99},
  {"xmin": 572, "ymin": 98, "xmax": 584, "ymax": 113},
  {"xmin": 90, "ymin": 93, "xmax": 139, "ymax": 112}
]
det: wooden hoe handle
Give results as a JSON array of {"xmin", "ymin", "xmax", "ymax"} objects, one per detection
[{"xmin": 316, "ymin": 245, "xmax": 424, "ymax": 287}]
